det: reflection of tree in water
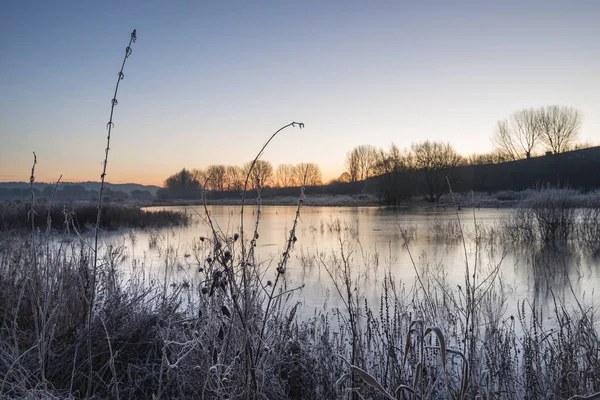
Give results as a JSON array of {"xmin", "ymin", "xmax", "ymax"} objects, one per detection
[{"xmin": 527, "ymin": 244, "xmax": 582, "ymax": 302}]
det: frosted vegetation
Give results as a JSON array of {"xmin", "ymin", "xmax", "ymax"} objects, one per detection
[{"xmin": 1, "ymin": 187, "xmax": 599, "ymax": 399}]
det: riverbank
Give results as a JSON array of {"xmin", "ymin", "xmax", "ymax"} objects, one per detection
[
  {"xmin": 0, "ymin": 202, "xmax": 190, "ymax": 232},
  {"xmin": 148, "ymin": 190, "xmax": 525, "ymax": 209}
]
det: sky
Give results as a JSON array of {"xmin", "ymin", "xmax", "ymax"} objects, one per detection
[{"xmin": 1, "ymin": 1, "xmax": 599, "ymax": 186}]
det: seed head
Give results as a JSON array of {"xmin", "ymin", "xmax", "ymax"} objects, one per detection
[{"xmin": 233, "ymin": 233, "xmax": 239, "ymax": 241}]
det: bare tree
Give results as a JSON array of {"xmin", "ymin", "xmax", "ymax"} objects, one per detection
[
  {"xmin": 275, "ymin": 164, "xmax": 295, "ymax": 187},
  {"xmin": 190, "ymin": 168, "xmax": 207, "ymax": 190},
  {"xmin": 345, "ymin": 149, "xmax": 360, "ymax": 182},
  {"xmin": 293, "ymin": 163, "xmax": 322, "ymax": 186},
  {"xmin": 205, "ymin": 165, "xmax": 227, "ymax": 191},
  {"xmin": 225, "ymin": 165, "xmax": 244, "ymax": 191},
  {"xmin": 465, "ymin": 150, "xmax": 509, "ymax": 165},
  {"xmin": 493, "ymin": 108, "xmax": 540, "ymax": 160},
  {"xmin": 374, "ymin": 144, "xmax": 415, "ymax": 205},
  {"xmin": 411, "ymin": 141, "xmax": 462, "ymax": 202},
  {"xmin": 345, "ymin": 145, "xmax": 378, "ymax": 182},
  {"xmin": 538, "ymin": 105, "xmax": 581, "ymax": 154},
  {"xmin": 336, "ymin": 172, "xmax": 352, "ymax": 183},
  {"xmin": 244, "ymin": 160, "xmax": 274, "ymax": 189},
  {"xmin": 374, "ymin": 144, "xmax": 413, "ymax": 175}
]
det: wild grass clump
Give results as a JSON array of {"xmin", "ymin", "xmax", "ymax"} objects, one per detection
[
  {"xmin": 328, "ymin": 211, "xmax": 599, "ymax": 399},
  {"xmin": 0, "ymin": 201, "xmax": 189, "ymax": 232},
  {"xmin": 517, "ymin": 298, "xmax": 600, "ymax": 399},
  {"xmin": 576, "ymin": 197, "xmax": 600, "ymax": 256},
  {"xmin": 428, "ymin": 216, "xmax": 462, "ymax": 242},
  {"xmin": 0, "ymin": 234, "xmax": 165, "ymax": 398},
  {"xmin": 501, "ymin": 187, "xmax": 600, "ymax": 254},
  {"xmin": 522, "ymin": 187, "xmax": 577, "ymax": 244}
]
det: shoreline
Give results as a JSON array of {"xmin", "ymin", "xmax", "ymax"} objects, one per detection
[{"xmin": 145, "ymin": 192, "xmax": 520, "ymax": 209}]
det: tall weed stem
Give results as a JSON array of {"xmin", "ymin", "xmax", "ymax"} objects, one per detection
[{"xmin": 88, "ymin": 29, "xmax": 137, "ymax": 397}]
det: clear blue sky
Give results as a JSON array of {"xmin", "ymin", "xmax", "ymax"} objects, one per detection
[{"xmin": 1, "ymin": 1, "xmax": 599, "ymax": 185}]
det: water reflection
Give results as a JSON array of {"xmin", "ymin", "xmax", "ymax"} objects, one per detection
[{"xmin": 131, "ymin": 205, "xmax": 600, "ymax": 317}]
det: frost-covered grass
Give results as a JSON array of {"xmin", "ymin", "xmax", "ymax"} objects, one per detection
[
  {"xmin": 0, "ymin": 201, "xmax": 190, "ymax": 232},
  {"xmin": 500, "ymin": 187, "xmax": 600, "ymax": 254},
  {"xmin": 1, "ymin": 193, "xmax": 600, "ymax": 399}
]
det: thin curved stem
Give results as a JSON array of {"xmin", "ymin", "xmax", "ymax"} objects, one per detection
[{"xmin": 88, "ymin": 28, "xmax": 137, "ymax": 398}]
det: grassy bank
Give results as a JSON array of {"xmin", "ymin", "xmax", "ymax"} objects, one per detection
[
  {"xmin": 148, "ymin": 187, "xmax": 600, "ymax": 210},
  {"xmin": 151, "ymin": 193, "xmax": 381, "ymax": 207},
  {"xmin": 0, "ymin": 202, "xmax": 190, "ymax": 232}
]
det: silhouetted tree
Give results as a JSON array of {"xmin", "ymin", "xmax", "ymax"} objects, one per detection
[
  {"xmin": 373, "ymin": 144, "xmax": 414, "ymax": 175},
  {"xmin": 538, "ymin": 105, "xmax": 581, "ymax": 154},
  {"xmin": 225, "ymin": 165, "xmax": 244, "ymax": 191},
  {"xmin": 292, "ymin": 163, "xmax": 322, "ymax": 186},
  {"xmin": 275, "ymin": 164, "xmax": 295, "ymax": 187},
  {"xmin": 163, "ymin": 168, "xmax": 202, "ymax": 199},
  {"xmin": 336, "ymin": 172, "xmax": 352, "ymax": 183},
  {"xmin": 345, "ymin": 145, "xmax": 378, "ymax": 182},
  {"xmin": 206, "ymin": 165, "xmax": 227, "ymax": 191},
  {"xmin": 373, "ymin": 144, "xmax": 415, "ymax": 205},
  {"xmin": 465, "ymin": 150, "xmax": 509, "ymax": 165},
  {"xmin": 493, "ymin": 108, "xmax": 540, "ymax": 160},
  {"xmin": 191, "ymin": 168, "xmax": 207, "ymax": 186},
  {"xmin": 244, "ymin": 160, "xmax": 274, "ymax": 189},
  {"xmin": 412, "ymin": 141, "xmax": 462, "ymax": 202}
]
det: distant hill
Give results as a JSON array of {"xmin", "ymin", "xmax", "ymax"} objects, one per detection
[
  {"xmin": 0, "ymin": 181, "xmax": 162, "ymax": 202},
  {"xmin": 0, "ymin": 181, "xmax": 161, "ymax": 196},
  {"xmin": 371, "ymin": 145, "xmax": 600, "ymax": 205}
]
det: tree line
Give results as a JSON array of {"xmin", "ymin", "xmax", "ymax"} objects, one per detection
[
  {"xmin": 158, "ymin": 104, "xmax": 592, "ymax": 202},
  {"xmin": 341, "ymin": 142, "xmax": 463, "ymax": 203},
  {"xmin": 342, "ymin": 105, "xmax": 586, "ymax": 181},
  {"xmin": 158, "ymin": 161, "xmax": 323, "ymax": 199},
  {"xmin": 337, "ymin": 104, "xmax": 591, "ymax": 203}
]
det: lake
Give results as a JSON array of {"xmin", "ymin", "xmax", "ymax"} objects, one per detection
[{"xmin": 129, "ymin": 205, "xmax": 600, "ymax": 320}]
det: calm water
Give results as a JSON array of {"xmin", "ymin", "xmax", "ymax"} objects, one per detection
[{"xmin": 128, "ymin": 205, "xmax": 600, "ymax": 318}]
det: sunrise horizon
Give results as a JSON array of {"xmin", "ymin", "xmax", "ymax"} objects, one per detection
[{"xmin": 2, "ymin": 1, "xmax": 599, "ymax": 189}]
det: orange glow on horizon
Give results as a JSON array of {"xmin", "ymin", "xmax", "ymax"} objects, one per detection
[{"xmin": 2, "ymin": 166, "xmax": 344, "ymax": 188}]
